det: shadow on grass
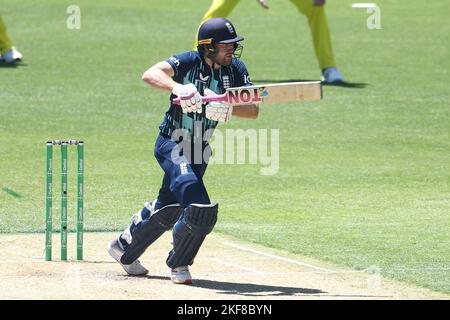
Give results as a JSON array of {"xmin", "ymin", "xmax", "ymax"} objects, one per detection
[
  {"xmin": 2, "ymin": 187, "xmax": 26, "ymax": 200},
  {"xmin": 322, "ymin": 81, "xmax": 368, "ymax": 89},
  {"xmin": 0, "ymin": 60, "xmax": 27, "ymax": 68},
  {"xmin": 144, "ymin": 275, "xmax": 324, "ymax": 297},
  {"xmin": 252, "ymin": 79, "xmax": 368, "ymax": 89}
]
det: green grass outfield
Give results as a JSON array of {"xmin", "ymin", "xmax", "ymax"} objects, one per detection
[{"xmin": 1, "ymin": 0, "xmax": 449, "ymax": 293}]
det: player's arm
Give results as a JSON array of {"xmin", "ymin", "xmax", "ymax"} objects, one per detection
[
  {"xmin": 142, "ymin": 61, "xmax": 202, "ymax": 113},
  {"xmin": 142, "ymin": 61, "xmax": 177, "ymax": 92},
  {"xmin": 232, "ymin": 105, "xmax": 259, "ymax": 119}
]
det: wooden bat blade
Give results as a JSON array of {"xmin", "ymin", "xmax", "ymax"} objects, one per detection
[
  {"xmin": 226, "ymin": 81, "xmax": 322, "ymax": 106},
  {"xmin": 171, "ymin": 81, "xmax": 322, "ymax": 106}
]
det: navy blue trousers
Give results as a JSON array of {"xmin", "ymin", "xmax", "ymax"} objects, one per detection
[{"xmin": 153, "ymin": 134, "xmax": 211, "ymax": 208}]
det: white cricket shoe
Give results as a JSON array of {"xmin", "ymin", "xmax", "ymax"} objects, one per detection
[
  {"xmin": 170, "ymin": 266, "xmax": 192, "ymax": 284},
  {"xmin": 0, "ymin": 47, "xmax": 23, "ymax": 63},
  {"xmin": 107, "ymin": 239, "xmax": 149, "ymax": 276},
  {"xmin": 322, "ymin": 66, "xmax": 344, "ymax": 83}
]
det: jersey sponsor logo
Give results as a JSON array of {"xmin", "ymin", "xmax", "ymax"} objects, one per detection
[
  {"xmin": 199, "ymin": 72, "xmax": 210, "ymax": 82},
  {"xmin": 243, "ymin": 74, "xmax": 251, "ymax": 85},
  {"xmin": 259, "ymin": 87, "xmax": 268, "ymax": 97},
  {"xmin": 227, "ymin": 88, "xmax": 263, "ymax": 104},
  {"xmin": 169, "ymin": 57, "xmax": 180, "ymax": 67}
]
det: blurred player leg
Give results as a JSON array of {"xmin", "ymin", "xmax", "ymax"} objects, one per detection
[
  {"xmin": 0, "ymin": 16, "xmax": 14, "ymax": 54},
  {"xmin": 0, "ymin": 16, "xmax": 22, "ymax": 63},
  {"xmin": 289, "ymin": 0, "xmax": 343, "ymax": 82}
]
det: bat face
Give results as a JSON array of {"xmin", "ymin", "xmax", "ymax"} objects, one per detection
[
  {"xmin": 226, "ymin": 81, "xmax": 322, "ymax": 106},
  {"xmin": 172, "ymin": 81, "xmax": 322, "ymax": 106}
]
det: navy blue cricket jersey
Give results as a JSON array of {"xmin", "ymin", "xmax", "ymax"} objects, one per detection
[{"xmin": 159, "ymin": 51, "xmax": 252, "ymax": 141}]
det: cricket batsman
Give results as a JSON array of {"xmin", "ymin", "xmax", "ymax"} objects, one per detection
[{"xmin": 108, "ymin": 18, "xmax": 258, "ymax": 284}]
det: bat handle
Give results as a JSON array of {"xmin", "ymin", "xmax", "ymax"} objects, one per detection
[{"xmin": 172, "ymin": 93, "xmax": 228, "ymax": 105}]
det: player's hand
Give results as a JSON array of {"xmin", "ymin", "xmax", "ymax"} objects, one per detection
[
  {"xmin": 256, "ymin": 0, "xmax": 269, "ymax": 9},
  {"xmin": 313, "ymin": 0, "xmax": 326, "ymax": 6},
  {"xmin": 204, "ymin": 89, "xmax": 233, "ymax": 123},
  {"xmin": 172, "ymin": 83, "xmax": 202, "ymax": 114}
]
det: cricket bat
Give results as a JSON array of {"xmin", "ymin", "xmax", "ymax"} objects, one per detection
[{"xmin": 172, "ymin": 81, "xmax": 322, "ymax": 106}]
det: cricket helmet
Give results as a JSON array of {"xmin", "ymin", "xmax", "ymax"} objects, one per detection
[
  {"xmin": 197, "ymin": 18, "xmax": 244, "ymax": 45},
  {"xmin": 197, "ymin": 18, "xmax": 244, "ymax": 61}
]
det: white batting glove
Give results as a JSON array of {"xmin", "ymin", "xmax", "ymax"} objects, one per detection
[
  {"xmin": 204, "ymin": 88, "xmax": 233, "ymax": 123},
  {"xmin": 172, "ymin": 83, "xmax": 202, "ymax": 114}
]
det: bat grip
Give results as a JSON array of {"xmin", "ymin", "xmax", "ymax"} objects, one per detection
[{"xmin": 172, "ymin": 93, "xmax": 228, "ymax": 105}]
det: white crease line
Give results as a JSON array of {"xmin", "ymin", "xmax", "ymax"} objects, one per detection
[
  {"xmin": 223, "ymin": 242, "xmax": 334, "ymax": 273},
  {"xmin": 0, "ymin": 260, "xmax": 47, "ymax": 264},
  {"xmin": 209, "ymin": 258, "xmax": 266, "ymax": 275},
  {"xmin": 352, "ymin": 3, "xmax": 377, "ymax": 9},
  {"xmin": 0, "ymin": 260, "xmax": 111, "ymax": 264}
]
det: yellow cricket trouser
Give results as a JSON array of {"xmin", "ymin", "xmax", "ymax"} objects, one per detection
[
  {"xmin": 0, "ymin": 16, "xmax": 14, "ymax": 54},
  {"xmin": 289, "ymin": 0, "xmax": 335, "ymax": 70},
  {"xmin": 195, "ymin": 0, "xmax": 336, "ymax": 70}
]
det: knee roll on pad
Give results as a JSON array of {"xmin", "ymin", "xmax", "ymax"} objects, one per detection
[
  {"xmin": 121, "ymin": 203, "xmax": 184, "ymax": 264},
  {"xmin": 166, "ymin": 203, "xmax": 219, "ymax": 268}
]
